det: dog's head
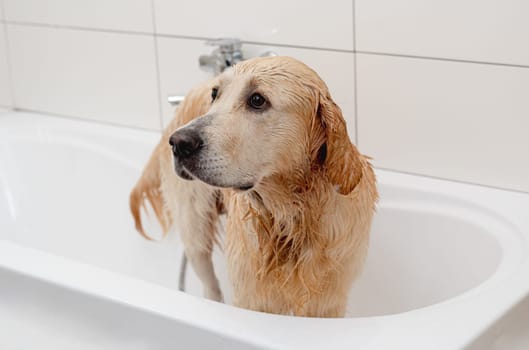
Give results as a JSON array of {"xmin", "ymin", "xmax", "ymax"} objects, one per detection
[{"xmin": 170, "ymin": 56, "xmax": 360, "ymax": 194}]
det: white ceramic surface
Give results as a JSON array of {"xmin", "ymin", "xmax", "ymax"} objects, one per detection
[
  {"xmin": 3, "ymin": 0, "xmax": 154, "ymax": 33},
  {"xmin": 1, "ymin": 112, "xmax": 528, "ymax": 349},
  {"xmin": 6, "ymin": 24, "xmax": 160, "ymax": 129},
  {"xmin": 356, "ymin": 53, "xmax": 529, "ymax": 193},
  {"xmin": 153, "ymin": 0, "xmax": 354, "ymax": 50},
  {"xmin": 356, "ymin": 0, "xmax": 529, "ymax": 66}
]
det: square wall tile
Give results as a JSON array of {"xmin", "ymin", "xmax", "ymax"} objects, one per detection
[
  {"xmin": 4, "ymin": 0, "xmax": 154, "ymax": 33},
  {"xmin": 154, "ymin": 0, "xmax": 354, "ymax": 50},
  {"xmin": 356, "ymin": 0, "xmax": 529, "ymax": 66},
  {"xmin": 0, "ymin": 23, "xmax": 12, "ymax": 107},
  {"xmin": 8, "ymin": 24, "xmax": 160, "ymax": 129},
  {"xmin": 157, "ymin": 38, "xmax": 356, "ymax": 142},
  {"xmin": 357, "ymin": 53, "xmax": 529, "ymax": 192}
]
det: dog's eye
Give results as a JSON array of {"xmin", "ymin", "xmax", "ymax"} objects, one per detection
[
  {"xmin": 248, "ymin": 93, "xmax": 266, "ymax": 109},
  {"xmin": 211, "ymin": 88, "xmax": 218, "ymax": 102}
]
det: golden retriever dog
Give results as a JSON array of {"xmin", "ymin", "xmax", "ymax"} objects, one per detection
[{"xmin": 130, "ymin": 56, "xmax": 378, "ymax": 317}]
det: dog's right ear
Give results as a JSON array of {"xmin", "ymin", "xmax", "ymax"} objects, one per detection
[{"xmin": 316, "ymin": 90, "xmax": 363, "ymax": 195}]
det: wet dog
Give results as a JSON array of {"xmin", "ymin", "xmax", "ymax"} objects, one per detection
[{"xmin": 130, "ymin": 56, "xmax": 377, "ymax": 317}]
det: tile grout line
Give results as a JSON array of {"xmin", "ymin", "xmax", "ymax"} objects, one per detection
[
  {"xmin": 352, "ymin": 0, "xmax": 359, "ymax": 147},
  {"xmin": 234, "ymin": 39, "xmax": 353, "ymax": 54},
  {"xmin": 356, "ymin": 50, "xmax": 529, "ymax": 70},
  {"xmin": 150, "ymin": 0, "xmax": 164, "ymax": 133},
  {"xmin": 3, "ymin": 19, "xmax": 154, "ymax": 37}
]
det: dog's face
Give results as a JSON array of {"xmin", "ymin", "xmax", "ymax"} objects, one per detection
[{"xmin": 170, "ymin": 56, "xmax": 356, "ymax": 193}]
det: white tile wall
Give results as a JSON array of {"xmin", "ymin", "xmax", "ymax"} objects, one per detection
[
  {"xmin": 357, "ymin": 53, "xmax": 529, "ymax": 192},
  {"xmin": 1, "ymin": 0, "xmax": 528, "ymax": 192},
  {"xmin": 356, "ymin": 0, "xmax": 529, "ymax": 66},
  {"xmin": 154, "ymin": 0, "xmax": 354, "ymax": 50},
  {"xmin": 7, "ymin": 24, "xmax": 160, "ymax": 129},
  {"xmin": 158, "ymin": 38, "xmax": 356, "ymax": 140},
  {"xmin": 0, "ymin": 22, "xmax": 12, "ymax": 107},
  {"xmin": 3, "ymin": 0, "xmax": 154, "ymax": 33}
]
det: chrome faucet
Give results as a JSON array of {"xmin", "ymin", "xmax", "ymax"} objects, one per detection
[
  {"xmin": 199, "ymin": 38, "xmax": 244, "ymax": 75},
  {"xmin": 168, "ymin": 38, "xmax": 277, "ymax": 106}
]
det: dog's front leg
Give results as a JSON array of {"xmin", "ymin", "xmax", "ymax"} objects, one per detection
[
  {"xmin": 173, "ymin": 181, "xmax": 223, "ymax": 302},
  {"xmin": 183, "ymin": 248, "xmax": 223, "ymax": 301}
]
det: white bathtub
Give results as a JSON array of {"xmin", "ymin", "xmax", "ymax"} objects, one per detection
[{"xmin": 1, "ymin": 111, "xmax": 528, "ymax": 349}]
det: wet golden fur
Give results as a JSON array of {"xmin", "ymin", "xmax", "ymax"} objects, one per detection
[{"xmin": 130, "ymin": 56, "xmax": 378, "ymax": 317}]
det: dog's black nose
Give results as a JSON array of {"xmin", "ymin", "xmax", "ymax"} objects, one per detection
[{"xmin": 169, "ymin": 130, "xmax": 203, "ymax": 159}]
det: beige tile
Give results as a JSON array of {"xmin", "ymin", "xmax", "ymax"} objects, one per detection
[
  {"xmin": 356, "ymin": 0, "xmax": 529, "ymax": 66},
  {"xmin": 8, "ymin": 24, "xmax": 160, "ymax": 129},
  {"xmin": 0, "ymin": 23, "xmax": 12, "ymax": 107},
  {"xmin": 154, "ymin": 0, "xmax": 354, "ymax": 50},
  {"xmin": 4, "ymin": 0, "xmax": 153, "ymax": 32},
  {"xmin": 357, "ymin": 53, "xmax": 529, "ymax": 192}
]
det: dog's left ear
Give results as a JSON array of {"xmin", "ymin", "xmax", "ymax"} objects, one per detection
[{"xmin": 316, "ymin": 90, "xmax": 363, "ymax": 195}]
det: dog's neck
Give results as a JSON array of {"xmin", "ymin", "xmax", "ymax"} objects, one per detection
[{"xmin": 240, "ymin": 166, "xmax": 332, "ymax": 278}]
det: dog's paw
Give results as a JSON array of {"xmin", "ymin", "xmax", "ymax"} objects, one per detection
[{"xmin": 204, "ymin": 286, "xmax": 224, "ymax": 303}]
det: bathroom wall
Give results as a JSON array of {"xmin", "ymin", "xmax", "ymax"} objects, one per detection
[
  {"xmin": 356, "ymin": 0, "xmax": 529, "ymax": 194},
  {"xmin": 0, "ymin": 0, "xmax": 527, "ymax": 193},
  {"xmin": 0, "ymin": 2, "xmax": 12, "ymax": 108}
]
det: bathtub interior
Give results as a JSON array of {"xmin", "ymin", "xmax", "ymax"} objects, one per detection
[
  {"xmin": 187, "ymin": 201, "xmax": 502, "ymax": 317},
  {"xmin": 0, "ymin": 114, "xmax": 504, "ymax": 318}
]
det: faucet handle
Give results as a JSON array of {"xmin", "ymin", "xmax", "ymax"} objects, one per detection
[
  {"xmin": 205, "ymin": 38, "xmax": 242, "ymax": 53},
  {"xmin": 167, "ymin": 95, "xmax": 185, "ymax": 106}
]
